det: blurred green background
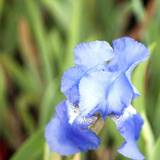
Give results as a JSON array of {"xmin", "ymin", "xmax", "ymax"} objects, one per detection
[{"xmin": 0, "ymin": 0, "xmax": 160, "ymax": 159}]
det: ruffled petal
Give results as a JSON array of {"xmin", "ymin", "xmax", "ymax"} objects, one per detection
[
  {"xmin": 74, "ymin": 41, "xmax": 114, "ymax": 69},
  {"xmin": 112, "ymin": 106, "xmax": 144, "ymax": 160},
  {"xmin": 106, "ymin": 74, "xmax": 133, "ymax": 114},
  {"xmin": 79, "ymin": 71, "xmax": 134, "ymax": 117},
  {"xmin": 79, "ymin": 70, "xmax": 118, "ymax": 117},
  {"xmin": 45, "ymin": 101, "xmax": 79, "ymax": 155},
  {"xmin": 69, "ymin": 125, "xmax": 100, "ymax": 152},
  {"xmin": 125, "ymin": 65, "xmax": 140, "ymax": 99},
  {"xmin": 109, "ymin": 37, "xmax": 149, "ymax": 72},
  {"xmin": 61, "ymin": 66, "xmax": 86, "ymax": 104},
  {"xmin": 118, "ymin": 141, "xmax": 144, "ymax": 160},
  {"xmin": 45, "ymin": 101, "xmax": 100, "ymax": 156}
]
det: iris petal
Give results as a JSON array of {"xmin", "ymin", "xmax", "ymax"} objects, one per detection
[
  {"xmin": 61, "ymin": 66, "xmax": 86, "ymax": 104},
  {"xmin": 112, "ymin": 106, "xmax": 144, "ymax": 160},
  {"xmin": 74, "ymin": 41, "xmax": 114, "ymax": 69},
  {"xmin": 45, "ymin": 101, "xmax": 100, "ymax": 155},
  {"xmin": 111, "ymin": 37, "xmax": 149, "ymax": 72},
  {"xmin": 45, "ymin": 101, "xmax": 79, "ymax": 155},
  {"xmin": 106, "ymin": 74, "xmax": 133, "ymax": 114},
  {"xmin": 125, "ymin": 66, "xmax": 140, "ymax": 99},
  {"xmin": 79, "ymin": 72, "xmax": 134, "ymax": 117},
  {"xmin": 118, "ymin": 141, "xmax": 144, "ymax": 160},
  {"xmin": 79, "ymin": 71, "xmax": 118, "ymax": 117}
]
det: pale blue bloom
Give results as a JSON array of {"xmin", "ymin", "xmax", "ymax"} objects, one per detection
[{"xmin": 45, "ymin": 37, "xmax": 148, "ymax": 160}]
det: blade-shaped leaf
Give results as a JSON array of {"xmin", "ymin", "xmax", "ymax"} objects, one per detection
[{"xmin": 11, "ymin": 128, "xmax": 44, "ymax": 160}]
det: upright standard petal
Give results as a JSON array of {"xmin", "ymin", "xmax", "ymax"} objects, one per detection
[
  {"xmin": 107, "ymin": 36, "xmax": 149, "ymax": 100},
  {"xmin": 45, "ymin": 101, "xmax": 100, "ymax": 156},
  {"xmin": 74, "ymin": 41, "xmax": 114, "ymax": 69},
  {"xmin": 61, "ymin": 66, "xmax": 86, "ymax": 104},
  {"xmin": 79, "ymin": 70, "xmax": 118, "ymax": 118},
  {"xmin": 111, "ymin": 37, "xmax": 149, "ymax": 72},
  {"xmin": 125, "ymin": 66, "xmax": 140, "ymax": 99},
  {"xmin": 111, "ymin": 106, "xmax": 144, "ymax": 160},
  {"xmin": 106, "ymin": 74, "xmax": 133, "ymax": 115},
  {"xmin": 79, "ymin": 71, "xmax": 134, "ymax": 118}
]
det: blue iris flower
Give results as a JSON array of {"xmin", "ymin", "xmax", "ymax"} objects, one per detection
[{"xmin": 45, "ymin": 37, "xmax": 149, "ymax": 160}]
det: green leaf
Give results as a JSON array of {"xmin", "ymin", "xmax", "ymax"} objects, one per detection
[
  {"xmin": 0, "ymin": 67, "xmax": 7, "ymax": 133},
  {"xmin": 131, "ymin": 0, "xmax": 145, "ymax": 22},
  {"xmin": 153, "ymin": 92, "xmax": 160, "ymax": 137},
  {"xmin": 0, "ymin": 54, "xmax": 38, "ymax": 92},
  {"xmin": 39, "ymin": 81, "xmax": 56, "ymax": 126},
  {"xmin": 0, "ymin": 66, "xmax": 6, "ymax": 107},
  {"xmin": 43, "ymin": 143, "xmax": 62, "ymax": 160},
  {"xmin": 133, "ymin": 43, "xmax": 156, "ymax": 110},
  {"xmin": 150, "ymin": 136, "xmax": 160, "ymax": 160},
  {"xmin": 65, "ymin": 0, "xmax": 83, "ymax": 69},
  {"xmin": 24, "ymin": 0, "xmax": 53, "ymax": 83},
  {"xmin": 133, "ymin": 43, "xmax": 156, "ymax": 158},
  {"xmin": 16, "ymin": 94, "xmax": 36, "ymax": 134},
  {"xmin": 141, "ymin": 112, "xmax": 155, "ymax": 158},
  {"xmin": 42, "ymin": 0, "xmax": 71, "ymax": 32},
  {"xmin": 0, "ymin": 0, "xmax": 4, "ymax": 19},
  {"xmin": 11, "ymin": 128, "xmax": 44, "ymax": 160},
  {"xmin": 47, "ymin": 29, "xmax": 64, "ymax": 75}
]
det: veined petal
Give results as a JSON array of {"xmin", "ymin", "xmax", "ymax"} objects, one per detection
[
  {"xmin": 118, "ymin": 141, "xmax": 144, "ymax": 160},
  {"xmin": 74, "ymin": 41, "xmax": 114, "ymax": 69},
  {"xmin": 79, "ymin": 71, "xmax": 134, "ymax": 117},
  {"xmin": 111, "ymin": 106, "xmax": 144, "ymax": 160},
  {"xmin": 109, "ymin": 37, "xmax": 149, "ymax": 72},
  {"xmin": 61, "ymin": 66, "xmax": 86, "ymax": 104},
  {"xmin": 125, "ymin": 65, "xmax": 140, "ymax": 99},
  {"xmin": 45, "ymin": 101, "xmax": 100, "ymax": 156},
  {"xmin": 79, "ymin": 71, "xmax": 118, "ymax": 117},
  {"xmin": 45, "ymin": 101, "xmax": 79, "ymax": 155},
  {"xmin": 106, "ymin": 74, "xmax": 133, "ymax": 114}
]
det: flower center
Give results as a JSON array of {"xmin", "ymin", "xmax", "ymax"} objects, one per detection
[{"xmin": 66, "ymin": 101, "xmax": 104, "ymax": 132}]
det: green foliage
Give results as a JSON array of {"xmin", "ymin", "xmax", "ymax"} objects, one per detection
[
  {"xmin": 0, "ymin": 0, "xmax": 160, "ymax": 160},
  {"xmin": 150, "ymin": 137, "xmax": 160, "ymax": 160},
  {"xmin": 11, "ymin": 128, "xmax": 44, "ymax": 160},
  {"xmin": 133, "ymin": 43, "xmax": 156, "ymax": 159}
]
